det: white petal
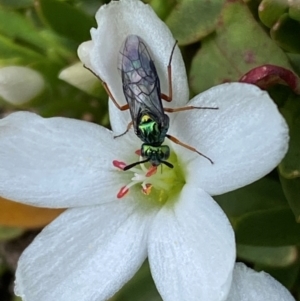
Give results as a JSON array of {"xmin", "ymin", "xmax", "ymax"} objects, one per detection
[
  {"xmin": 15, "ymin": 199, "xmax": 156, "ymax": 301},
  {"xmin": 226, "ymin": 263, "xmax": 295, "ymax": 301},
  {"xmin": 85, "ymin": 0, "xmax": 189, "ymax": 132},
  {"xmin": 171, "ymin": 83, "xmax": 289, "ymax": 195},
  {"xmin": 0, "ymin": 111, "xmax": 132, "ymax": 207},
  {"xmin": 108, "ymin": 99, "xmax": 134, "ymax": 137},
  {"xmin": 0, "ymin": 66, "xmax": 45, "ymax": 105},
  {"xmin": 91, "ymin": 0, "xmax": 188, "ymax": 106},
  {"xmin": 148, "ymin": 184, "xmax": 235, "ymax": 301}
]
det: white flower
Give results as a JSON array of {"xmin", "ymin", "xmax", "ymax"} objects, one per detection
[
  {"xmin": 0, "ymin": 66, "xmax": 45, "ymax": 105},
  {"xmin": 227, "ymin": 263, "xmax": 295, "ymax": 301},
  {"xmin": 0, "ymin": 1, "xmax": 288, "ymax": 301}
]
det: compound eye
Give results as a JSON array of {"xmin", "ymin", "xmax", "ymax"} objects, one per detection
[
  {"xmin": 160, "ymin": 145, "xmax": 170, "ymax": 160},
  {"xmin": 141, "ymin": 145, "xmax": 151, "ymax": 158}
]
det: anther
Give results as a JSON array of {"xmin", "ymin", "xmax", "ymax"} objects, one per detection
[
  {"xmin": 146, "ymin": 165, "xmax": 157, "ymax": 177},
  {"xmin": 113, "ymin": 160, "xmax": 127, "ymax": 170},
  {"xmin": 142, "ymin": 183, "xmax": 152, "ymax": 195},
  {"xmin": 135, "ymin": 149, "xmax": 141, "ymax": 156},
  {"xmin": 117, "ymin": 186, "xmax": 129, "ymax": 198}
]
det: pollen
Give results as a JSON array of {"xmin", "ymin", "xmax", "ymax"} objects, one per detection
[{"xmin": 142, "ymin": 183, "xmax": 152, "ymax": 195}]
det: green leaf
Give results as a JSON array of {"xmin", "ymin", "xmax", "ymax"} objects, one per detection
[
  {"xmin": 165, "ymin": 0, "xmax": 224, "ymax": 45},
  {"xmin": 280, "ymin": 175, "xmax": 300, "ymax": 222},
  {"xmin": 39, "ymin": 29, "xmax": 78, "ymax": 62},
  {"xmin": 235, "ymin": 208, "xmax": 300, "ymax": 246},
  {"xmin": 0, "ymin": 8, "xmax": 49, "ymax": 52},
  {"xmin": 268, "ymin": 85, "xmax": 292, "ymax": 108},
  {"xmin": 0, "ymin": 226, "xmax": 24, "ymax": 241},
  {"xmin": 112, "ymin": 261, "xmax": 162, "ymax": 301},
  {"xmin": 270, "ymin": 13, "xmax": 300, "ymax": 53},
  {"xmin": 0, "ymin": 263, "xmax": 6, "ymax": 276},
  {"xmin": 31, "ymin": 81, "xmax": 109, "ymax": 127},
  {"xmin": 37, "ymin": 0, "xmax": 96, "ymax": 43},
  {"xmin": 258, "ymin": 0, "xmax": 288, "ymax": 28},
  {"xmin": 0, "ymin": 0, "xmax": 33, "ymax": 8},
  {"xmin": 0, "ymin": 34, "xmax": 64, "ymax": 88},
  {"xmin": 243, "ymin": 0, "xmax": 261, "ymax": 19},
  {"xmin": 289, "ymin": 0, "xmax": 300, "ymax": 22},
  {"xmin": 190, "ymin": 0, "xmax": 292, "ymax": 94},
  {"xmin": 255, "ymin": 263, "xmax": 299, "ymax": 289},
  {"xmin": 237, "ymin": 244, "xmax": 298, "ymax": 267},
  {"xmin": 279, "ymin": 93, "xmax": 300, "ymax": 179},
  {"xmin": 214, "ymin": 177, "xmax": 288, "ymax": 219},
  {"xmin": 0, "ymin": 34, "xmax": 44, "ymax": 63},
  {"xmin": 287, "ymin": 53, "xmax": 300, "ymax": 76},
  {"xmin": 149, "ymin": 0, "xmax": 176, "ymax": 20},
  {"xmin": 0, "ymin": 8, "xmax": 76, "ymax": 64}
]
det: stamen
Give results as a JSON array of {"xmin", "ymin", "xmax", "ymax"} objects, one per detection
[
  {"xmin": 146, "ymin": 165, "xmax": 157, "ymax": 177},
  {"xmin": 142, "ymin": 183, "xmax": 152, "ymax": 195},
  {"xmin": 112, "ymin": 153, "xmax": 179, "ymax": 200},
  {"xmin": 113, "ymin": 160, "xmax": 127, "ymax": 170},
  {"xmin": 117, "ymin": 186, "xmax": 129, "ymax": 198}
]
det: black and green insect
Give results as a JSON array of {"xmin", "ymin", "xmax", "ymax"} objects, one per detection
[{"xmin": 90, "ymin": 34, "xmax": 217, "ymax": 170}]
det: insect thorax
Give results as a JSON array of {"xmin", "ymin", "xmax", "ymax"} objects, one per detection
[{"xmin": 137, "ymin": 113, "xmax": 166, "ymax": 144}]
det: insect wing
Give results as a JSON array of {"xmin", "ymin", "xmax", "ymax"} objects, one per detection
[{"xmin": 119, "ymin": 35, "xmax": 165, "ymax": 129}]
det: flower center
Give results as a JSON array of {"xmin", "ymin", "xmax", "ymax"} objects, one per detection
[{"xmin": 113, "ymin": 151, "xmax": 185, "ymax": 204}]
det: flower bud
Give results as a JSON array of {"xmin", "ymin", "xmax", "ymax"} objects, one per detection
[
  {"xmin": 0, "ymin": 66, "xmax": 45, "ymax": 105},
  {"xmin": 59, "ymin": 61, "xmax": 102, "ymax": 97}
]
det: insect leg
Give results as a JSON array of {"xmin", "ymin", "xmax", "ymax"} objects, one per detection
[
  {"xmin": 84, "ymin": 65, "xmax": 129, "ymax": 111},
  {"xmin": 114, "ymin": 121, "xmax": 133, "ymax": 139},
  {"xmin": 164, "ymin": 106, "xmax": 218, "ymax": 113},
  {"xmin": 160, "ymin": 40, "xmax": 177, "ymax": 102},
  {"xmin": 102, "ymin": 82, "xmax": 129, "ymax": 111},
  {"xmin": 166, "ymin": 134, "xmax": 214, "ymax": 164}
]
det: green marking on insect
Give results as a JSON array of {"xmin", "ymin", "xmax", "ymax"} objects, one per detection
[{"xmin": 90, "ymin": 34, "xmax": 218, "ymax": 171}]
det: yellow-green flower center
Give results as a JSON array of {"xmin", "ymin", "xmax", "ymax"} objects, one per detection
[{"xmin": 113, "ymin": 152, "xmax": 185, "ymax": 204}]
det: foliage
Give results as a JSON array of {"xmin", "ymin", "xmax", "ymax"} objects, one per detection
[{"xmin": 0, "ymin": 0, "xmax": 299, "ymax": 300}]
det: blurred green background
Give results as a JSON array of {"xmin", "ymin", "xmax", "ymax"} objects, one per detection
[{"xmin": 0, "ymin": 0, "xmax": 300, "ymax": 300}]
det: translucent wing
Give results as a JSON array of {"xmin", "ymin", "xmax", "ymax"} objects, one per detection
[{"xmin": 119, "ymin": 35, "xmax": 166, "ymax": 130}]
